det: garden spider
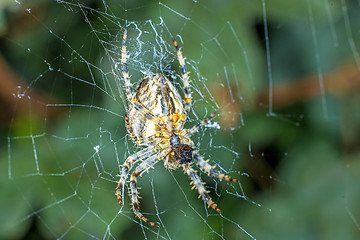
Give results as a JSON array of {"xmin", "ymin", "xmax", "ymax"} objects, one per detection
[{"xmin": 115, "ymin": 29, "xmax": 238, "ymax": 227}]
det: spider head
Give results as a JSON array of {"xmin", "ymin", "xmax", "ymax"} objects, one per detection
[{"xmin": 170, "ymin": 133, "xmax": 193, "ymax": 164}]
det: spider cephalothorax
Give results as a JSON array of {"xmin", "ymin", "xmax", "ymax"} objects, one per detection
[
  {"xmin": 169, "ymin": 133, "xmax": 193, "ymax": 164},
  {"xmin": 115, "ymin": 29, "xmax": 238, "ymax": 228}
]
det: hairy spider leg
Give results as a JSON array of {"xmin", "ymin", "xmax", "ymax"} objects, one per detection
[
  {"xmin": 125, "ymin": 113, "xmax": 137, "ymax": 142},
  {"xmin": 186, "ymin": 110, "xmax": 218, "ymax": 137},
  {"xmin": 115, "ymin": 146, "xmax": 155, "ymax": 205},
  {"xmin": 193, "ymin": 152, "xmax": 239, "ymax": 182},
  {"xmin": 183, "ymin": 164, "xmax": 221, "ymax": 213},
  {"xmin": 173, "ymin": 39, "xmax": 192, "ymax": 113},
  {"xmin": 129, "ymin": 155, "xmax": 161, "ymax": 227},
  {"xmin": 135, "ymin": 132, "xmax": 171, "ymax": 146},
  {"xmin": 121, "ymin": 29, "xmax": 133, "ymax": 102}
]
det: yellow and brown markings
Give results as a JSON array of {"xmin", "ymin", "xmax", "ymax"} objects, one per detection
[{"xmin": 128, "ymin": 75, "xmax": 185, "ymax": 140}]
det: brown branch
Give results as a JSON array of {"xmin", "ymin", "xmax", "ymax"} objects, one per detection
[
  {"xmin": 257, "ymin": 64, "xmax": 360, "ymax": 108},
  {"xmin": 0, "ymin": 53, "xmax": 60, "ymax": 125}
]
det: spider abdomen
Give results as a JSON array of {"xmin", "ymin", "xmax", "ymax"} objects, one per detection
[{"xmin": 128, "ymin": 74, "xmax": 186, "ymax": 142}]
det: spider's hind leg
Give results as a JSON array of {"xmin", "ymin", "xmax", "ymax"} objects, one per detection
[
  {"xmin": 115, "ymin": 147, "xmax": 155, "ymax": 205},
  {"xmin": 129, "ymin": 155, "xmax": 161, "ymax": 227}
]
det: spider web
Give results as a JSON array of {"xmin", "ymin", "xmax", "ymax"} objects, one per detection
[{"xmin": 1, "ymin": 0, "xmax": 360, "ymax": 239}]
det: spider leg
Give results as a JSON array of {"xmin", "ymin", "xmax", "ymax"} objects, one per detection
[
  {"xmin": 193, "ymin": 152, "xmax": 239, "ymax": 182},
  {"xmin": 121, "ymin": 29, "xmax": 133, "ymax": 102},
  {"xmin": 186, "ymin": 110, "xmax": 217, "ymax": 137},
  {"xmin": 183, "ymin": 163, "xmax": 221, "ymax": 213},
  {"xmin": 115, "ymin": 146, "xmax": 155, "ymax": 205},
  {"xmin": 135, "ymin": 132, "xmax": 170, "ymax": 146},
  {"xmin": 125, "ymin": 113, "xmax": 137, "ymax": 143},
  {"xmin": 173, "ymin": 39, "xmax": 192, "ymax": 113},
  {"xmin": 129, "ymin": 155, "xmax": 161, "ymax": 227}
]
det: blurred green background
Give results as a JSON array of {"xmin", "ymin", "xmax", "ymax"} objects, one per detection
[{"xmin": 0, "ymin": 0, "xmax": 360, "ymax": 239}]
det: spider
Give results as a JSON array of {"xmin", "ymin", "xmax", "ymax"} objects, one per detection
[{"xmin": 115, "ymin": 29, "xmax": 238, "ymax": 227}]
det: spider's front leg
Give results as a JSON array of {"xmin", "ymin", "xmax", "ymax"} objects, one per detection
[
  {"xmin": 193, "ymin": 152, "xmax": 239, "ymax": 183},
  {"xmin": 129, "ymin": 155, "xmax": 161, "ymax": 227},
  {"xmin": 183, "ymin": 163, "xmax": 221, "ymax": 213},
  {"xmin": 115, "ymin": 146, "xmax": 155, "ymax": 205}
]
